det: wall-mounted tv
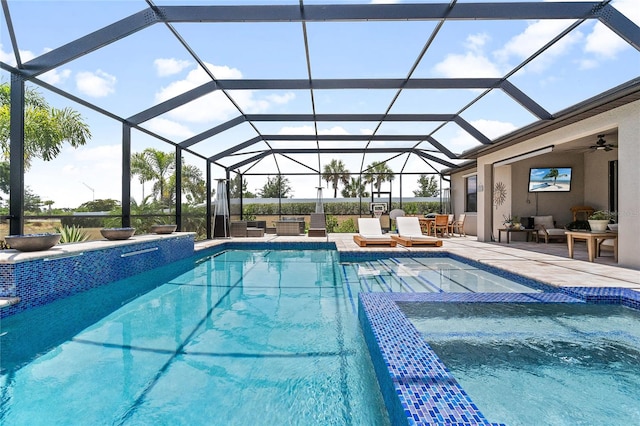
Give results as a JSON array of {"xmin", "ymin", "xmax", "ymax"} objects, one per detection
[{"xmin": 528, "ymin": 167, "xmax": 572, "ymax": 192}]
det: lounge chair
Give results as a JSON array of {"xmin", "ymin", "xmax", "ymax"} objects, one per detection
[
  {"xmin": 391, "ymin": 216, "xmax": 443, "ymax": 247},
  {"xmin": 353, "ymin": 218, "xmax": 397, "ymax": 247},
  {"xmin": 308, "ymin": 213, "xmax": 327, "ymax": 237}
]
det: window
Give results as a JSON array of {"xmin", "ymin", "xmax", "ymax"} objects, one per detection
[{"xmin": 465, "ymin": 175, "xmax": 477, "ymax": 212}]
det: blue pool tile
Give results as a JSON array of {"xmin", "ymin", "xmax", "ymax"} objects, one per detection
[{"xmin": 1, "ymin": 235, "xmax": 195, "ymax": 318}]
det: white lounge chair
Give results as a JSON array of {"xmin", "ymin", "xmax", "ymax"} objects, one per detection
[
  {"xmin": 353, "ymin": 218, "xmax": 397, "ymax": 247},
  {"xmin": 391, "ymin": 216, "xmax": 443, "ymax": 247}
]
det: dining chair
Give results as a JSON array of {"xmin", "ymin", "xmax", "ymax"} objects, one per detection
[{"xmin": 429, "ymin": 214, "xmax": 450, "ymax": 237}]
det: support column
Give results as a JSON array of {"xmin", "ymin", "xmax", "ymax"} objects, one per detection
[
  {"xmin": 476, "ymin": 163, "xmax": 494, "ymax": 242},
  {"xmin": 238, "ymin": 172, "xmax": 244, "ymax": 219},
  {"xmin": 122, "ymin": 124, "xmax": 131, "ymax": 228},
  {"xmin": 9, "ymin": 75, "xmax": 25, "ymax": 236},
  {"xmin": 175, "ymin": 147, "xmax": 182, "ymax": 230},
  {"xmin": 206, "ymin": 161, "xmax": 212, "ymax": 239}
]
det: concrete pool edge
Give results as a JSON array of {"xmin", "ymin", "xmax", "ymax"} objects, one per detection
[{"xmin": 358, "ymin": 290, "xmax": 640, "ymax": 425}]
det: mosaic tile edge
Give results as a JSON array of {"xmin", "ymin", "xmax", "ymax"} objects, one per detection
[{"xmin": 1, "ymin": 235, "xmax": 195, "ymax": 318}]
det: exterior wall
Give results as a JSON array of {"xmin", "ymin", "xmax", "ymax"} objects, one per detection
[
  {"xmin": 492, "ymin": 165, "xmax": 512, "ymax": 234},
  {"xmin": 583, "ymin": 136, "xmax": 617, "ymax": 210},
  {"xmin": 449, "ymin": 171, "xmax": 478, "ymax": 236},
  {"xmin": 616, "ymin": 103, "xmax": 640, "ymax": 269},
  {"xmin": 450, "ymin": 99, "xmax": 640, "ymax": 269}
]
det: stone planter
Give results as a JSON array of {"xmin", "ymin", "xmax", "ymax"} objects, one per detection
[
  {"xmin": 588, "ymin": 220, "xmax": 609, "ymax": 232},
  {"xmin": 150, "ymin": 224, "xmax": 177, "ymax": 234},
  {"xmin": 4, "ymin": 233, "xmax": 61, "ymax": 252},
  {"xmin": 100, "ymin": 227, "xmax": 136, "ymax": 240}
]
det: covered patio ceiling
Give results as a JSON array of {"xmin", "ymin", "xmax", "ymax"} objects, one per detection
[{"xmin": 2, "ymin": 1, "xmax": 640, "ymax": 179}]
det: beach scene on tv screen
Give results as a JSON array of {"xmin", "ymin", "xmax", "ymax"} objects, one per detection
[{"xmin": 529, "ymin": 167, "xmax": 572, "ymax": 192}]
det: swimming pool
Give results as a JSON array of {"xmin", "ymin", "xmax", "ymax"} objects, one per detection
[
  {"xmin": 5, "ymin": 245, "xmax": 627, "ymax": 425},
  {"xmin": 1, "ymin": 250, "xmax": 390, "ymax": 425},
  {"xmin": 341, "ymin": 256, "xmax": 542, "ymax": 294},
  {"xmin": 401, "ymin": 302, "xmax": 640, "ymax": 425}
]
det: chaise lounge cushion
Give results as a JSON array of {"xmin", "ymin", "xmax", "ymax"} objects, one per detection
[
  {"xmin": 533, "ymin": 215, "xmax": 566, "ymax": 242},
  {"xmin": 391, "ymin": 217, "xmax": 443, "ymax": 247},
  {"xmin": 353, "ymin": 218, "xmax": 397, "ymax": 247}
]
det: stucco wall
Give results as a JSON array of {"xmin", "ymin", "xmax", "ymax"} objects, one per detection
[
  {"xmin": 449, "ymin": 172, "xmax": 478, "ymax": 236},
  {"xmin": 449, "ymin": 99, "xmax": 640, "ymax": 269}
]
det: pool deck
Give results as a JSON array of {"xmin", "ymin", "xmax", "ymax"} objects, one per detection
[{"xmin": 196, "ymin": 233, "xmax": 640, "ymax": 293}]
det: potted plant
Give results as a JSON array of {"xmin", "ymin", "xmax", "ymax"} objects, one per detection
[
  {"xmin": 502, "ymin": 215, "xmax": 521, "ymax": 229},
  {"xmin": 588, "ymin": 210, "xmax": 614, "ymax": 232},
  {"xmin": 502, "ymin": 214, "xmax": 512, "ymax": 229}
]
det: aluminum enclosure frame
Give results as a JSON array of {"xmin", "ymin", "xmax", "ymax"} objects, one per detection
[{"xmin": 2, "ymin": 1, "xmax": 639, "ymax": 237}]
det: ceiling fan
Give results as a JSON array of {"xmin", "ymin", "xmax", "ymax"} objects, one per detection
[{"xmin": 589, "ymin": 134, "xmax": 617, "ymax": 152}]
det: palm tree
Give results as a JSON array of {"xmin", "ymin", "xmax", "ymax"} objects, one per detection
[
  {"xmin": 130, "ymin": 148, "xmax": 175, "ymax": 207},
  {"xmin": 341, "ymin": 177, "xmax": 369, "ymax": 198},
  {"xmin": 543, "ymin": 168, "xmax": 567, "ymax": 186},
  {"xmin": 0, "ymin": 83, "xmax": 91, "ymax": 193},
  {"xmin": 364, "ymin": 161, "xmax": 395, "ymax": 196},
  {"xmin": 131, "ymin": 152, "xmax": 154, "ymax": 200},
  {"xmin": 0, "ymin": 83, "xmax": 91, "ymax": 167},
  {"xmin": 322, "ymin": 159, "xmax": 350, "ymax": 198},
  {"xmin": 168, "ymin": 163, "xmax": 206, "ymax": 205}
]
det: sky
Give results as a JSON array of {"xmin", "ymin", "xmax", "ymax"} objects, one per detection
[{"xmin": 1, "ymin": 0, "xmax": 639, "ymax": 209}]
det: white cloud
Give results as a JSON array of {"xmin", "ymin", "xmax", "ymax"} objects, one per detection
[
  {"xmin": 144, "ymin": 117, "xmax": 196, "ymax": 139},
  {"xmin": 155, "ymin": 62, "xmax": 294, "ymax": 123},
  {"xmin": 472, "ymin": 119, "xmax": 518, "ymax": 139},
  {"xmin": 154, "ymin": 58, "xmax": 191, "ymax": 77},
  {"xmin": 495, "ymin": 20, "xmax": 583, "ymax": 73},
  {"xmin": 0, "ymin": 43, "xmax": 35, "ymax": 65},
  {"xmin": 0, "ymin": 44, "xmax": 71, "ymax": 85},
  {"xmin": 360, "ymin": 128, "xmax": 374, "ymax": 135},
  {"xmin": 0, "ymin": 44, "xmax": 14, "ymax": 63},
  {"xmin": 40, "ymin": 69, "xmax": 72, "ymax": 85},
  {"xmin": 447, "ymin": 119, "xmax": 518, "ymax": 152},
  {"xmin": 76, "ymin": 70, "xmax": 116, "ymax": 97},
  {"xmin": 466, "ymin": 33, "xmax": 490, "ymax": 53},
  {"xmin": 266, "ymin": 92, "xmax": 296, "ymax": 104},
  {"xmin": 434, "ymin": 51, "xmax": 502, "ymax": 78},
  {"xmin": 433, "ymin": 33, "xmax": 503, "ymax": 78},
  {"xmin": 583, "ymin": 0, "xmax": 639, "ymax": 59}
]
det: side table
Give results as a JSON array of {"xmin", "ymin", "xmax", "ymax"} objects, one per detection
[{"xmin": 498, "ymin": 228, "xmax": 538, "ymax": 243}]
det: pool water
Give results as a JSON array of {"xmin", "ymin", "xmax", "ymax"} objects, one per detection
[
  {"xmin": 1, "ymin": 250, "xmax": 389, "ymax": 425},
  {"xmin": 342, "ymin": 257, "xmax": 539, "ymax": 293},
  {"xmin": 401, "ymin": 302, "xmax": 640, "ymax": 425}
]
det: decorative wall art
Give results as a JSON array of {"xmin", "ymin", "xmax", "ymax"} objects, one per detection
[{"xmin": 493, "ymin": 181, "xmax": 507, "ymax": 208}]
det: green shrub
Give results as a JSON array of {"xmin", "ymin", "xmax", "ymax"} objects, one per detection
[
  {"xmin": 60, "ymin": 215, "xmax": 107, "ymax": 228},
  {"xmin": 55, "ymin": 225, "xmax": 89, "ymax": 243},
  {"xmin": 325, "ymin": 215, "xmax": 338, "ymax": 233},
  {"xmin": 336, "ymin": 218, "xmax": 358, "ymax": 233}
]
